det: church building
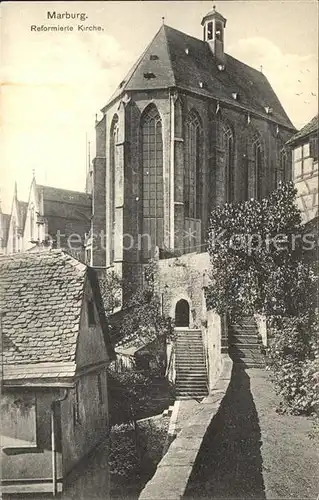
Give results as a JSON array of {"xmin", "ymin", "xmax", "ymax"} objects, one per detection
[{"xmin": 90, "ymin": 6, "xmax": 296, "ymax": 286}]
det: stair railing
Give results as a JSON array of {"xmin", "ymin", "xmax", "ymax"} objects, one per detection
[{"xmin": 165, "ymin": 342, "xmax": 176, "ymax": 384}]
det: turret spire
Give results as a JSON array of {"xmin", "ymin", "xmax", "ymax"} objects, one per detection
[{"xmin": 201, "ymin": 5, "xmax": 227, "ymax": 64}]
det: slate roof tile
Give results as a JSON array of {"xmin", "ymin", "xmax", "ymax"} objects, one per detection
[{"xmin": 0, "ymin": 249, "xmax": 87, "ymax": 367}]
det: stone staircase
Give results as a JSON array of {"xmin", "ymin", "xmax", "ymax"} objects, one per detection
[
  {"xmin": 228, "ymin": 316, "xmax": 265, "ymax": 368},
  {"xmin": 175, "ymin": 328, "xmax": 208, "ymax": 400}
]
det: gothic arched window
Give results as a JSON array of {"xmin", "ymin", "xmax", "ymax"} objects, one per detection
[
  {"xmin": 184, "ymin": 110, "xmax": 202, "ymax": 220},
  {"xmin": 12, "ymin": 217, "xmax": 17, "ymax": 253},
  {"xmin": 30, "ymin": 204, "xmax": 34, "ymax": 241},
  {"xmin": 110, "ymin": 114, "xmax": 119, "ymax": 262},
  {"xmin": 252, "ymin": 133, "xmax": 263, "ymax": 199},
  {"xmin": 141, "ymin": 104, "xmax": 164, "ymax": 259}
]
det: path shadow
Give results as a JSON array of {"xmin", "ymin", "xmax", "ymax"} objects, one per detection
[{"xmin": 184, "ymin": 364, "xmax": 266, "ymax": 499}]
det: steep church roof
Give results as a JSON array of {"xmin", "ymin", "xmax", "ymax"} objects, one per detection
[{"xmin": 105, "ymin": 24, "xmax": 294, "ymax": 130}]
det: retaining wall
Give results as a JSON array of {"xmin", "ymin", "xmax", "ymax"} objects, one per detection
[{"xmin": 138, "ymin": 355, "xmax": 233, "ymax": 500}]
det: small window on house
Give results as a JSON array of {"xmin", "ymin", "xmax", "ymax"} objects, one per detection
[
  {"xmin": 143, "ymin": 72, "xmax": 156, "ymax": 79},
  {"xmin": 87, "ymin": 299, "xmax": 96, "ymax": 326},
  {"xmin": 150, "ymin": 54, "xmax": 159, "ymax": 60},
  {"xmin": 293, "ymin": 143, "xmax": 314, "ymax": 179},
  {"xmin": 97, "ymin": 373, "xmax": 103, "ymax": 405},
  {"xmin": 73, "ymin": 382, "xmax": 81, "ymax": 426}
]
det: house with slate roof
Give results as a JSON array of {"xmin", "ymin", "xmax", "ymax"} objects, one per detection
[
  {"xmin": 0, "ymin": 249, "xmax": 115, "ymax": 495},
  {"xmin": 4, "ymin": 174, "xmax": 92, "ymax": 262}
]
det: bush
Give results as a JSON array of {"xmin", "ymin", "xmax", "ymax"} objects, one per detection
[
  {"xmin": 206, "ymin": 182, "xmax": 316, "ymax": 320},
  {"xmin": 109, "ymin": 424, "xmax": 139, "ymax": 480},
  {"xmin": 266, "ymin": 314, "xmax": 319, "ymax": 415},
  {"xmin": 107, "ymin": 368, "xmax": 153, "ymax": 425},
  {"xmin": 138, "ymin": 417, "xmax": 169, "ymax": 465}
]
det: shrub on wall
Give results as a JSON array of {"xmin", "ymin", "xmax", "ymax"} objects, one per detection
[
  {"xmin": 206, "ymin": 182, "xmax": 316, "ymax": 319},
  {"xmin": 109, "ymin": 424, "xmax": 139, "ymax": 479},
  {"xmin": 267, "ymin": 314, "xmax": 319, "ymax": 415},
  {"xmin": 107, "ymin": 368, "xmax": 153, "ymax": 425}
]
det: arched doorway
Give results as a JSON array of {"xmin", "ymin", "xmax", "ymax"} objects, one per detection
[{"xmin": 175, "ymin": 299, "xmax": 190, "ymax": 327}]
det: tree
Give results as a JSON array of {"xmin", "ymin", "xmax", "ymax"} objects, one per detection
[{"xmin": 206, "ymin": 181, "xmax": 317, "ymax": 320}]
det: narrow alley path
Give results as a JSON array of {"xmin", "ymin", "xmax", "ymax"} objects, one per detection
[{"xmin": 185, "ymin": 365, "xmax": 318, "ymax": 499}]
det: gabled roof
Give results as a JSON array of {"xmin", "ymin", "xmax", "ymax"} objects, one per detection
[
  {"xmin": 36, "ymin": 185, "xmax": 92, "ymax": 243},
  {"xmin": 104, "ymin": 24, "xmax": 294, "ymax": 130},
  {"xmin": 286, "ymin": 115, "xmax": 318, "ymax": 145},
  {"xmin": 0, "ymin": 250, "xmax": 114, "ymax": 382},
  {"xmin": 38, "ymin": 185, "xmax": 92, "ymax": 208}
]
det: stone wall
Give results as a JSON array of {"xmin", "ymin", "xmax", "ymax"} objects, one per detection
[
  {"xmin": 138, "ymin": 355, "xmax": 233, "ymax": 500},
  {"xmin": 156, "ymin": 252, "xmax": 210, "ymax": 328}
]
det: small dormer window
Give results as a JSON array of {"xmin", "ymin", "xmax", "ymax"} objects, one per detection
[
  {"xmin": 217, "ymin": 64, "xmax": 225, "ymax": 71},
  {"xmin": 232, "ymin": 92, "xmax": 239, "ymax": 100},
  {"xmin": 87, "ymin": 299, "xmax": 96, "ymax": 326},
  {"xmin": 143, "ymin": 72, "xmax": 156, "ymax": 79},
  {"xmin": 185, "ymin": 48, "xmax": 189, "ymax": 55},
  {"xmin": 199, "ymin": 81, "xmax": 204, "ymax": 88},
  {"xmin": 207, "ymin": 21, "xmax": 213, "ymax": 40},
  {"xmin": 150, "ymin": 54, "xmax": 159, "ymax": 60},
  {"xmin": 264, "ymin": 106, "xmax": 273, "ymax": 115}
]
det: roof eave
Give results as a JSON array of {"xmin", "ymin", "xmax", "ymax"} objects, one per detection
[{"xmin": 2, "ymin": 378, "xmax": 75, "ymax": 388}]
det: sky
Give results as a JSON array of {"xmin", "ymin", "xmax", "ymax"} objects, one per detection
[{"xmin": 1, "ymin": 0, "xmax": 318, "ymax": 213}]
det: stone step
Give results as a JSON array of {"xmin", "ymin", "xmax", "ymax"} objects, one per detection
[
  {"xmin": 230, "ymin": 353, "xmax": 265, "ymax": 363},
  {"xmin": 175, "ymin": 339, "xmax": 203, "ymax": 348},
  {"xmin": 176, "ymin": 375, "xmax": 207, "ymax": 385},
  {"xmin": 176, "ymin": 358, "xmax": 205, "ymax": 366},
  {"xmin": 176, "ymin": 353, "xmax": 204, "ymax": 356},
  {"xmin": 176, "ymin": 337, "xmax": 203, "ymax": 340},
  {"xmin": 176, "ymin": 392, "xmax": 208, "ymax": 398},
  {"xmin": 176, "ymin": 362, "xmax": 206, "ymax": 367},
  {"xmin": 229, "ymin": 346, "xmax": 263, "ymax": 356},
  {"xmin": 233, "ymin": 360, "xmax": 265, "ymax": 368},
  {"xmin": 176, "ymin": 345, "xmax": 203, "ymax": 354},
  {"xmin": 176, "ymin": 368, "xmax": 207, "ymax": 372},
  {"xmin": 176, "ymin": 383, "xmax": 207, "ymax": 389},
  {"xmin": 176, "ymin": 356, "xmax": 205, "ymax": 359},
  {"xmin": 229, "ymin": 326, "xmax": 258, "ymax": 334},
  {"xmin": 230, "ymin": 334, "xmax": 261, "ymax": 344},
  {"xmin": 176, "ymin": 390, "xmax": 208, "ymax": 396}
]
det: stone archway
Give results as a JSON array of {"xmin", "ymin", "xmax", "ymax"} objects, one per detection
[{"xmin": 175, "ymin": 299, "xmax": 190, "ymax": 327}]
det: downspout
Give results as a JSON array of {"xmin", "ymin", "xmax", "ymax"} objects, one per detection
[
  {"xmin": 169, "ymin": 89, "xmax": 175, "ymax": 250},
  {"xmin": 51, "ymin": 389, "xmax": 68, "ymax": 496}
]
